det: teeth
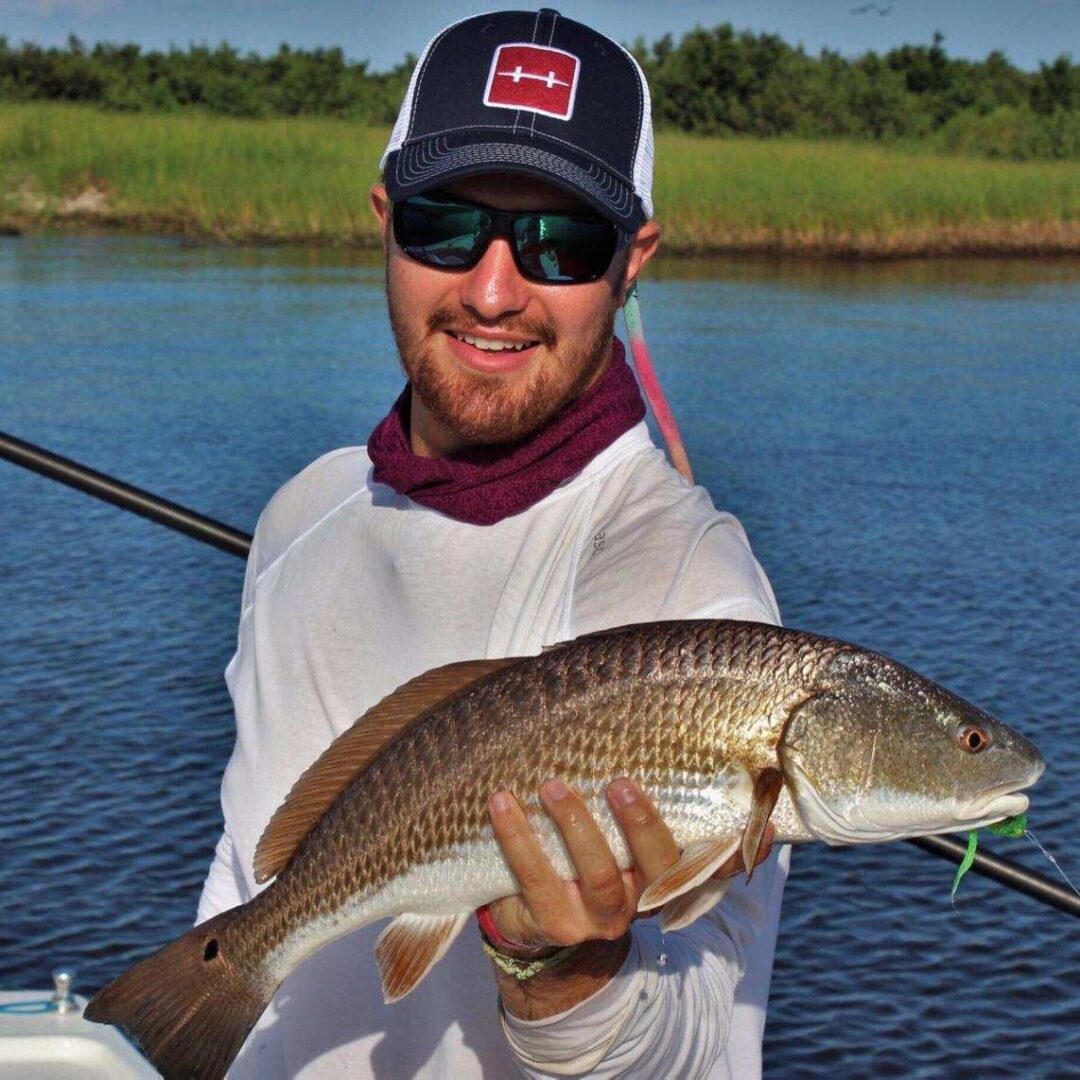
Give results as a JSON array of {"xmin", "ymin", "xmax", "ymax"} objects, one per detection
[{"xmin": 455, "ymin": 333, "xmax": 537, "ymax": 352}]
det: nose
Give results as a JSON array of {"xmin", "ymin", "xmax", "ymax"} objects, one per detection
[{"xmin": 456, "ymin": 236, "xmax": 531, "ymax": 322}]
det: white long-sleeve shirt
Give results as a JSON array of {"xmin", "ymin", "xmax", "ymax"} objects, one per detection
[{"xmin": 197, "ymin": 421, "xmax": 788, "ymax": 1078}]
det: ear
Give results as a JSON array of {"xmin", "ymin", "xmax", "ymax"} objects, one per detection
[
  {"xmin": 620, "ymin": 220, "xmax": 661, "ymax": 305},
  {"xmin": 370, "ymin": 183, "xmax": 391, "ymax": 250}
]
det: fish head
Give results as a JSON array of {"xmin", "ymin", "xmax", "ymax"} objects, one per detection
[{"xmin": 777, "ymin": 650, "xmax": 1044, "ymax": 845}]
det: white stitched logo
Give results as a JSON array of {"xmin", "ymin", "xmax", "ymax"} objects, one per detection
[{"xmin": 483, "ymin": 43, "xmax": 580, "ymax": 121}]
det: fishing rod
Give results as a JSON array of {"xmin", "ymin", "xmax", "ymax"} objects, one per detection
[
  {"xmin": 3, "ymin": 429, "xmax": 1078, "ymax": 920},
  {"xmin": 1, "ymin": 431, "xmax": 250, "ymax": 558}
]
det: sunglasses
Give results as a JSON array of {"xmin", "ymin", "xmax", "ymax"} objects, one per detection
[{"xmin": 391, "ymin": 193, "xmax": 630, "ymax": 285}]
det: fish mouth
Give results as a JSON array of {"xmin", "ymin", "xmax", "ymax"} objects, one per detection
[
  {"xmin": 959, "ymin": 791, "xmax": 1030, "ymax": 829},
  {"xmin": 946, "ymin": 772, "xmax": 1041, "ymax": 834}
]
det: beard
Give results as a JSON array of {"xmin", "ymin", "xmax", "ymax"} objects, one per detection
[{"xmin": 387, "ymin": 289, "xmax": 619, "ymax": 448}]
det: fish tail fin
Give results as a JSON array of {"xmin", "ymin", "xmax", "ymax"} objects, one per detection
[{"xmin": 84, "ymin": 906, "xmax": 277, "ymax": 1080}]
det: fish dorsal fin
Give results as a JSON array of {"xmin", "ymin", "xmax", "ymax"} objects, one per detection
[
  {"xmin": 540, "ymin": 623, "xmax": 642, "ymax": 652},
  {"xmin": 376, "ymin": 912, "xmax": 470, "ymax": 1004},
  {"xmin": 742, "ymin": 767, "xmax": 783, "ymax": 882},
  {"xmin": 253, "ymin": 657, "xmax": 520, "ymax": 883},
  {"xmin": 542, "ymin": 619, "xmax": 716, "ymax": 652}
]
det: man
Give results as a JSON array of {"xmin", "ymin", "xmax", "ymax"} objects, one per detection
[{"xmin": 198, "ymin": 9, "xmax": 786, "ymax": 1077}]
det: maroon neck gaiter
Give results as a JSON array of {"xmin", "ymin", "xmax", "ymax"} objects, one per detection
[{"xmin": 367, "ymin": 339, "xmax": 645, "ymax": 526}]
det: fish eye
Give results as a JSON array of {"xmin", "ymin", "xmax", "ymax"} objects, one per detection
[{"xmin": 957, "ymin": 723, "xmax": 991, "ymax": 753}]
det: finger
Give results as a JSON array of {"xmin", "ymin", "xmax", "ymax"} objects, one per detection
[
  {"xmin": 605, "ymin": 778, "xmax": 680, "ymax": 886},
  {"xmin": 540, "ymin": 779, "xmax": 631, "ymax": 929},
  {"xmin": 487, "ymin": 791, "xmax": 567, "ymax": 942}
]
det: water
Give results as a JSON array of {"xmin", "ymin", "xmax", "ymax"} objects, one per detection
[{"xmin": 2, "ymin": 234, "xmax": 1078, "ymax": 1076}]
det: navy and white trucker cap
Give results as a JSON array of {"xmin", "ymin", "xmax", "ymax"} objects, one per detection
[{"xmin": 380, "ymin": 8, "xmax": 654, "ymax": 232}]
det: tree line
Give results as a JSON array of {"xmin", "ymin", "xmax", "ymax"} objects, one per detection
[{"xmin": 1, "ymin": 27, "xmax": 1077, "ymax": 159}]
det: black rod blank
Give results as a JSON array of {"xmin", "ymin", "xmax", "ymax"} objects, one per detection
[
  {"xmin": 3, "ymin": 429, "xmax": 1077, "ymax": 919},
  {"xmin": 1, "ymin": 431, "xmax": 253, "ymax": 558},
  {"xmin": 911, "ymin": 834, "xmax": 1080, "ymax": 917}
]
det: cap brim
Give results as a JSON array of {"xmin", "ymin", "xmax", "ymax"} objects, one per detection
[{"xmin": 384, "ymin": 131, "xmax": 645, "ymax": 232}]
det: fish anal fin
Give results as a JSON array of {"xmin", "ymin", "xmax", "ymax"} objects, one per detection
[
  {"xmin": 253, "ymin": 658, "xmax": 520, "ymax": 883},
  {"xmin": 660, "ymin": 875, "xmax": 734, "ymax": 933},
  {"xmin": 742, "ymin": 767, "xmax": 783, "ymax": 882},
  {"xmin": 375, "ymin": 912, "xmax": 470, "ymax": 1004},
  {"xmin": 637, "ymin": 835, "xmax": 742, "ymax": 914}
]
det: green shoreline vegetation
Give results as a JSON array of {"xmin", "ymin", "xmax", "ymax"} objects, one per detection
[
  {"xmin": 2, "ymin": 25, "xmax": 1078, "ymax": 255},
  {"xmin": 3, "ymin": 104, "xmax": 1078, "ymax": 256}
]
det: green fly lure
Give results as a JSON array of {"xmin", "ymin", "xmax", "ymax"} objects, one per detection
[{"xmin": 950, "ymin": 813, "xmax": 1028, "ymax": 902}]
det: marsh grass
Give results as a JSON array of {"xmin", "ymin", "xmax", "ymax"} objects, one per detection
[
  {"xmin": 3, "ymin": 104, "xmax": 1079, "ymax": 254},
  {"xmin": 655, "ymin": 134, "xmax": 1080, "ymax": 254},
  {"xmin": 0, "ymin": 105, "xmax": 385, "ymax": 242}
]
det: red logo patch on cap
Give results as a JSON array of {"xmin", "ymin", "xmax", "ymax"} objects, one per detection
[{"xmin": 483, "ymin": 44, "xmax": 580, "ymax": 121}]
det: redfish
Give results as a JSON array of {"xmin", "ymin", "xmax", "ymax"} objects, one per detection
[{"xmin": 85, "ymin": 619, "xmax": 1044, "ymax": 1079}]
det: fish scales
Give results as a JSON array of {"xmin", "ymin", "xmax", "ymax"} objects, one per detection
[{"xmin": 247, "ymin": 623, "xmax": 840, "ymax": 954}]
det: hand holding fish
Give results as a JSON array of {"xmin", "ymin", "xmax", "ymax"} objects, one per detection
[
  {"xmin": 486, "ymin": 777, "xmax": 776, "ymax": 945},
  {"xmin": 484, "ymin": 777, "xmax": 775, "ymax": 1020}
]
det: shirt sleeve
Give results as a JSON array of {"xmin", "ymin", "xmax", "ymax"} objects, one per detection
[
  {"xmin": 499, "ymin": 918, "xmax": 736, "ymax": 1077},
  {"xmin": 662, "ymin": 518, "xmax": 781, "ymax": 627},
  {"xmin": 502, "ymin": 511, "xmax": 787, "ymax": 1078}
]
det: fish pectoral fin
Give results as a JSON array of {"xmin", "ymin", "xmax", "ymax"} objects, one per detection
[
  {"xmin": 637, "ymin": 835, "xmax": 742, "ymax": 914},
  {"xmin": 659, "ymin": 875, "xmax": 735, "ymax": 933},
  {"xmin": 375, "ymin": 912, "xmax": 470, "ymax": 1005},
  {"xmin": 742, "ymin": 767, "xmax": 784, "ymax": 882}
]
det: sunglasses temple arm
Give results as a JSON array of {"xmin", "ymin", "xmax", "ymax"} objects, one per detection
[{"xmin": 623, "ymin": 284, "xmax": 695, "ymax": 485}]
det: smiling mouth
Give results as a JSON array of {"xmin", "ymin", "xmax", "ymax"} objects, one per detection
[{"xmin": 450, "ymin": 332, "xmax": 540, "ymax": 353}]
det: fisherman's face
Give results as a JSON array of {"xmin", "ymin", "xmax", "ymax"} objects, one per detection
[{"xmin": 370, "ymin": 175, "xmax": 660, "ymax": 456}]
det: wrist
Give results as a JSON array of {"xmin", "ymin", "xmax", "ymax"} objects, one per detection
[{"xmin": 496, "ymin": 933, "xmax": 632, "ymax": 1022}]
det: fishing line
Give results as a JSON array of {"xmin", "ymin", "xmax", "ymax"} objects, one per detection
[{"xmin": 1023, "ymin": 831, "xmax": 1080, "ymax": 901}]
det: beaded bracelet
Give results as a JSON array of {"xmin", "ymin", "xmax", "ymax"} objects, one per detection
[{"xmin": 479, "ymin": 935, "xmax": 578, "ymax": 981}]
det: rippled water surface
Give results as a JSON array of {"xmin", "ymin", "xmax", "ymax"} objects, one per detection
[{"xmin": 1, "ymin": 236, "xmax": 1077, "ymax": 1076}]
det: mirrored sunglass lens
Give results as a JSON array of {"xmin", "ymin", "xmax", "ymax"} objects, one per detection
[
  {"xmin": 398, "ymin": 200, "xmax": 489, "ymax": 267},
  {"xmin": 514, "ymin": 215, "xmax": 617, "ymax": 283}
]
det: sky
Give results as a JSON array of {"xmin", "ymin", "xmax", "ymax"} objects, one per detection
[{"xmin": 0, "ymin": 0, "xmax": 1076, "ymax": 72}]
